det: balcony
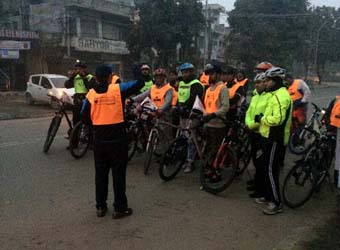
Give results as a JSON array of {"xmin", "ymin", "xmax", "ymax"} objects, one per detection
[{"xmin": 64, "ymin": 0, "xmax": 134, "ymax": 17}]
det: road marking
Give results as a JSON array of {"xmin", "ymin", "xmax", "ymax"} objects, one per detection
[{"xmin": 0, "ymin": 135, "xmax": 64, "ymax": 148}]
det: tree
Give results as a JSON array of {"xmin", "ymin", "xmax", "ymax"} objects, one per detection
[
  {"xmin": 127, "ymin": 0, "xmax": 204, "ymax": 67},
  {"xmin": 226, "ymin": 0, "xmax": 310, "ymax": 72}
]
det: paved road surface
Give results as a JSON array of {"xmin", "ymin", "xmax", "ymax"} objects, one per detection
[{"xmin": 0, "ymin": 87, "xmax": 339, "ymax": 250}]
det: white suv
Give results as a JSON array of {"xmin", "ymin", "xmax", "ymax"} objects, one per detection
[{"xmin": 25, "ymin": 74, "xmax": 74, "ymax": 107}]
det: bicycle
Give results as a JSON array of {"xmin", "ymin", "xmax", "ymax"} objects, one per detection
[
  {"xmin": 69, "ymin": 121, "xmax": 92, "ymax": 159},
  {"xmin": 288, "ymin": 102, "xmax": 326, "ymax": 155},
  {"xmin": 282, "ymin": 127, "xmax": 336, "ymax": 208},
  {"xmin": 43, "ymin": 93, "xmax": 73, "ymax": 153}
]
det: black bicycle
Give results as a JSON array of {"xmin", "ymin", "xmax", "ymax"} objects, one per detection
[
  {"xmin": 283, "ymin": 127, "xmax": 336, "ymax": 208},
  {"xmin": 69, "ymin": 121, "xmax": 92, "ymax": 159},
  {"xmin": 43, "ymin": 93, "xmax": 73, "ymax": 153}
]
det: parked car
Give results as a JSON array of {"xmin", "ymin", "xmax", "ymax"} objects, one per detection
[{"xmin": 25, "ymin": 74, "xmax": 74, "ymax": 107}]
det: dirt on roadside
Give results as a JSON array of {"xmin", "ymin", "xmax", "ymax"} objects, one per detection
[{"xmin": 0, "ymin": 95, "xmax": 56, "ymax": 120}]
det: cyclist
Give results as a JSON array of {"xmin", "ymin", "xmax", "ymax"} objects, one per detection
[
  {"xmin": 255, "ymin": 67, "xmax": 292, "ymax": 215},
  {"xmin": 235, "ymin": 69, "xmax": 249, "ymax": 96},
  {"xmin": 132, "ymin": 68, "xmax": 175, "ymax": 116},
  {"xmin": 225, "ymin": 66, "xmax": 245, "ymax": 119},
  {"xmin": 285, "ymin": 74, "xmax": 311, "ymax": 128},
  {"xmin": 199, "ymin": 67, "xmax": 210, "ymax": 89},
  {"xmin": 65, "ymin": 61, "xmax": 95, "ymax": 126},
  {"xmin": 245, "ymin": 73, "xmax": 271, "ymax": 198},
  {"xmin": 254, "ymin": 61, "xmax": 273, "ymax": 74},
  {"xmin": 202, "ymin": 64, "xmax": 229, "ymax": 181},
  {"xmin": 177, "ymin": 62, "xmax": 204, "ymax": 173},
  {"xmin": 81, "ymin": 65, "xmax": 144, "ymax": 218},
  {"xmin": 139, "ymin": 64, "xmax": 154, "ymax": 93}
]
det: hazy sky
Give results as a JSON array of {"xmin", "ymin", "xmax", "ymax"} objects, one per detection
[{"xmin": 208, "ymin": 0, "xmax": 340, "ymax": 11}]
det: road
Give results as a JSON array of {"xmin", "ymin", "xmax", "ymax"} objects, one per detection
[{"xmin": 0, "ymin": 86, "xmax": 339, "ymax": 250}]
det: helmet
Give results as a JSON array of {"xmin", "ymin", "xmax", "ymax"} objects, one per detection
[
  {"xmin": 154, "ymin": 68, "xmax": 166, "ymax": 76},
  {"xmin": 204, "ymin": 63, "xmax": 222, "ymax": 74},
  {"xmin": 74, "ymin": 60, "xmax": 87, "ymax": 68},
  {"xmin": 264, "ymin": 67, "xmax": 286, "ymax": 79},
  {"xmin": 255, "ymin": 62, "xmax": 273, "ymax": 71},
  {"xmin": 179, "ymin": 62, "xmax": 194, "ymax": 71},
  {"xmin": 254, "ymin": 73, "xmax": 266, "ymax": 82},
  {"xmin": 140, "ymin": 64, "xmax": 151, "ymax": 70}
]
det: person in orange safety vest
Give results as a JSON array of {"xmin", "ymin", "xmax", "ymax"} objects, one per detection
[
  {"xmin": 202, "ymin": 63, "xmax": 229, "ymax": 182},
  {"xmin": 81, "ymin": 64, "xmax": 144, "ymax": 219}
]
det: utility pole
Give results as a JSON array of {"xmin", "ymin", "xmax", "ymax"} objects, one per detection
[{"xmin": 203, "ymin": 0, "xmax": 208, "ymax": 68}]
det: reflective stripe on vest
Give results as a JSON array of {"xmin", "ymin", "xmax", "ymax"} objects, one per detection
[
  {"xmin": 330, "ymin": 96, "xmax": 340, "ymax": 127},
  {"xmin": 140, "ymin": 80, "xmax": 153, "ymax": 92},
  {"xmin": 86, "ymin": 84, "xmax": 124, "ymax": 125},
  {"xmin": 111, "ymin": 75, "xmax": 120, "ymax": 84},
  {"xmin": 150, "ymin": 84, "xmax": 172, "ymax": 109},
  {"xmin": 74, "ymin": 74, "xmax": 93, "ymax": 94},
  {"xmin": 235, "ymin": 78, "xmax": 248, "ymax": 87},
  {"xmin": 200, "ymin": 73, "xmax": 209, "ymax": 86},
  {"xmin": 204, "ymin": 83, "xmax": 224, "ymax": 113},
  {"xmin": 227, "ymin": 82, "xmax": 242, "ymax": 99},
  {"xmin": 178, "ymin": 79, "xmax": 200, "ymax": 104},
  {"xmin": 288, "ymin": 79, "xmax": 303, "ymax": 101}
]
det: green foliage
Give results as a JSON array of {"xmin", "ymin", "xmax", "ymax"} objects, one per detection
[{"xmin": 127, "ymin": 0, "xmax": 204, "ymax": 67}]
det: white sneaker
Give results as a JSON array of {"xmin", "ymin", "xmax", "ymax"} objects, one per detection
[
  {"xmin": 183, "ymin": 162, "xmax": 194, "ymax": 173},
  {"xmin": 254, "ymin": 197, "xmax": 267, "ymax": 204},
  {"xmin": 263, "ymin": 202, "xmax": 283, "ymax": 215}
]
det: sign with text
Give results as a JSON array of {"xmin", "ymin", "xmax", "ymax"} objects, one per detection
[
  {"xmin": 0, "ymin": 50, "xmax": 20, "ymax": 59},
  {"xmin": 72, "ymin": 37, "xmax": 129, "ymax": 55},
  {"xmin": 0, "ymin": 40, "xmax": 31, "ymax": 50},
  {"xmin": 0, "ymin": 29, "xmax": 39, "ymax": 39}
]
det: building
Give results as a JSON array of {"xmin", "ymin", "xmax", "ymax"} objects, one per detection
[
  {"xmin": 29, "ymin": 0, "xmax": 135, "ymax": 80},
  {"xmin": 198, "ymin": 4, "xmax": 229, "ymax": 67}
]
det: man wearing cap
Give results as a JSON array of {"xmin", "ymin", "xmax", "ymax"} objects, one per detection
[
  {"xmin": 65, "ymin": 61, "xmax": 95, "ymax": 126},
  {"xmin": 139, "ymin": 64, "xmax": 154, "ymax": 93}
]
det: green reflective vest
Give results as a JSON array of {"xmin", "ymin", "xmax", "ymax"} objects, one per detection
[
  {"xmin": 74, "ymin": 74, "xmax": 93, "ymax": 94},
  {"xmin": 140, "ymin": 80, "xmax": 153, "ymax": 93},
  {"xmin": 178, "ymin": 79, "xmax": 200, "ymax": 104}
]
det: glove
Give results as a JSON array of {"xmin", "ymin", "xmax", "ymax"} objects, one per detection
[
  {"xmin": 293, "ymin": 100, "xmax": 302, "ymax": 109},
  {"xmin": 202, "ymin": 113, "xmax": 216, "ymax": 123},
  {"xmin": 254, "ymin": 113, "xmax": 263, "ymax": 123}
]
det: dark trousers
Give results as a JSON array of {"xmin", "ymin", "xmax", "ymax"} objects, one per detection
[
  {"xmin": 72, "ymin": 94, "xmax": 86, "ymax": 126},
  {"xmin": 250, "ymin": 133, "xmax": 265, "ymax": 196},
  {"xmin": 205, "ymin": 126, "xmax": 226, "ymax": 163},
  {"xmin": 258, "ymin": 139, "xmax": 285, "ymax": 206},
  {"xmin": 93, "ymin": 143, "xmax": 128, "ymax": 212}
]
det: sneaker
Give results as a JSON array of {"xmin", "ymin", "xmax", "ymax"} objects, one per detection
[
  {"xmin": 112, "ymin": 208, "xmax": 133, "ymax": 219},
  {"xmin": 96, "ymin": 207, "xmax": 107, "ymax": 217},
  {"xmin": 183, "ymin": 162, "xmax": 194, "ymax": 173},
  {"xmin": 249, "ymin": 192, "xmax": 263, "ymax": 198},
  {"xmin": 263, "ymin": 202, "xmax": 283, "ymax": 215},
  {"xmin": 254, "ymin": 197, "xmax": 267, "ymax": 204}
]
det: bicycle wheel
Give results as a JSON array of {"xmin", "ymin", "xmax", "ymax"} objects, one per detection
[
  {"xmin": 235, "ymin": 137, "xmax": 252, "ymax": 176},
  {"xmin": 69, "ymin": 121, "xmax": 90, "ymax": 159},
  {"xmin": 43, "ymin": 115, "xmax": 62, "ymax": 153},
  {"xmin": 288, "ymin": 127, "xmax": 315, "ymax": 155},
  {"xmin": 200, "ymin": 146, "xmax": 238, "ymax": 194},
  {"xmin": 282, "ymin": 160, "xmax": 315, "ymax": 208},
  {"xmin": 143, "ymin": 130, "xmax": 158, "ymax": 175},
  {"xmin": 159, "ymin": 137, "xmax": 188, "ymax": 181}
]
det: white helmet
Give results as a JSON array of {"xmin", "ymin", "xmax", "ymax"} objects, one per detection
[
  {"xmin": 254, "ymin": 73, "xmax": 266, "ymax": 82},
  {"xmin": 264, "ymin": 67, "xmax": 286, "ymax": 79}
]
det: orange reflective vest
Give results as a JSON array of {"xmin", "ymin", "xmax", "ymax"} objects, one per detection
[
  {"xmin": 111, "ymin": 75, "xmax": 120, "ymax": 84},
  {"xmin": 288, "ymin": 79, "xmax": 303, "ymax": 101},
  {"xmin": 204, "ymin": 83, "xmax": 224, "ymax": 113},
  {"xmin": 227, "ymin": 82, "xmax": 242, "ymax": 100},
  {"xmin": 150, "ymin": 84, "xmax": 173, "ymax": 109},
  {"xmin": 200, "ymin": 73, "xmax": 209, "ymax": 87},
  {"xmin": 235, "ymin": 78, "xmax": 248, "ymax": 87},
  {"xmin": 86, "ymin": 84, "xmax": 124, "ymax": 125},
  {"xmin": 330, "ymin": 96, "xmax": 340, "ymax": 127}
]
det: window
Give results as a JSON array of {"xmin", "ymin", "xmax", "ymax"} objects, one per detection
[
  {"xmin": 50, "ymin": 77, "xmax": 68, "ymax": 88},
  {"xmin": 31, "ymin": 76, "xmax": 40, "ymax": 85},
  {"xmin": 81, "ymin": 19, "xmax": 98, "ymax": 38},
  {"xmin": 41, "ymin": 77, "xmax": 52, "ymax": 89},
  {"xmin": 102, "ymin": 22, "xmax": 121, "ymax": 40}
]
